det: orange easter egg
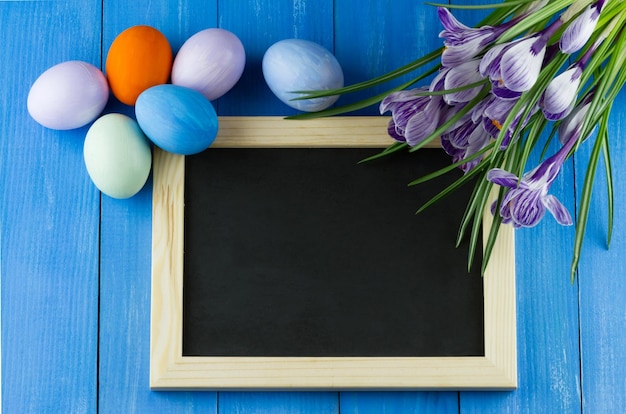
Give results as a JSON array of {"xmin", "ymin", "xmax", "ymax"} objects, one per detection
[{"xmin": 106, "ymin": 25, "xmax": 172, "ymax": 105}]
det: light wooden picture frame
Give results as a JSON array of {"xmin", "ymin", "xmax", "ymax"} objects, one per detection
[{"xmin": 150, "ymin": 116, "xmax": 517, "ymax": 390}]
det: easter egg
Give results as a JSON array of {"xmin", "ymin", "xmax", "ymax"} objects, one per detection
[
  {"xmin": 27, "ymin": 61, "xmax": 109, "ymax": 130},
  {"xmin": 171, "ymin": 28, "xmax": 245, "ymax": 101},
  {"xmin": 84, "ymin": 113, "xmax": 152, "ymax": 199},
  {"xmin": 262, "ymin": 39, "xmax": 343, "ymax": 112},
  {"xmin": 105, "ymin": 25, "xmax": 172, "ymax": 105},
  {"xmin": 135, "ymin": 84, "xmax": 218, "ymax": 155}
]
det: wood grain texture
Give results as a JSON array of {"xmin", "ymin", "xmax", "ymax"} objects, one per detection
[
  {"xmin": 98, "ymin": 0, "xmax": 218, "ymax": 412},
  {"xmin": 455, "ymin": 0, "xmax": 583, "ymax": 411},
  {"xmin": 213, "ymin": 116, "xmax": 439, "ymax": 148},
  {"xmin": 460, "ymin": 146, "xmax": 581, "ymax": 413},
  {"xmin": 0, "ymin": 1, "xmax": 102, "ymax": 413},
  {"xmin": 577, "ymin": 89, "xmax": 626, "ymax": 413},
  {"xmin": 332, "ymin": 1, "xmax": 463, "ymax": 410},
  {"xmin": 334, "ymin": 0, "xmax": 442, "ymax": 116},
  {"xmin": 340, "ymin": 392, "xmax": 459, "ymax": 414},
  {"xmin": 2, "ymin": 0, "xmax": 625, "ymax": 411},
  {"xmin": 150, "ymin": 140, "xmax": 515, "ymax": 390},
  {"xmin": 219, "ymin": 392, "xmax": 339, "ymax": 414},
  {"xmin": 216, "ymin": 0, "xmax": 333, "ymax": 116}
]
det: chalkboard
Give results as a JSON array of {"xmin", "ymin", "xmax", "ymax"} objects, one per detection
[
  {"xmin": 183, "ymin": 147, "xmax": 484, "ymax": 357},
  {"xmin": 150, "ymin": 116, "xmax": 517, "ymax": 390}
]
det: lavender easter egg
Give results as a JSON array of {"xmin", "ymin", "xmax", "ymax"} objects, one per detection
[
  {"xmin": 171, "ymin": 28, "xmax": 245, "ymax": 101},
  {"xmin": 27, "ymin": 61, "xmax": 109, "ymax": 130},
  {"xmin": 262, "ymin": 39, "xmax": 343, "ymax": 112},
  {"xmin": 84, "ymin": 114, "xmax": 152, "ymax": 199},
  {"xmin": 135, "ymin": 84, "xmax": 218, "ymax": 155}
]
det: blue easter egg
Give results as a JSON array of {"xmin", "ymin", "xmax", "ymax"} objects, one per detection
[
  {"xmin": 135, "ymin": 84, "xmax": 218, "ymax": 155},
  {"xmin": 262, "ymin": 39, "xmax": 344, "ymax": 112}
]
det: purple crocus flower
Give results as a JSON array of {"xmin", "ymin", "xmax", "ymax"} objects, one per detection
[
  {"xmin": 558, "ymin": 91, "xmax": 594, "ymax": 145},
  {"xmin": 542, "ymin": 34, "xmax": 598, "ymax": 121},
  {"xmin": 437, "ymin": 7, "xmax": 519, "ymax": 67},
  {"xmin": 441, "ymin": 118, "xmax": 492, "ymax": 173},
  {"xmin": 379, "ymin": 87, "xmax": 445, "ymax": 146},
  {"xmin": 481, "ymin": 95, "xmax": 517, "ymax": 138},
  {"xmin": 487, "ymin": 128, "xmax": 579, "ymax": 228},
  {"xmin": 540, "ymin": 65, "xmax": 583, "ymax": 120},
  {"xmin": 481, "ymin": 19, "xmax": 563, "ymax": 94},
  {"xmin": 479, "ymin": 94, "xmax": 537, "ymax": 148},
  {"xmin": 560, "ymin": 0, "xmax": 606, "ymax": 54},
  {"xmin": 442, "ymin": 59, "xmax": 484, "ymax": 105}
]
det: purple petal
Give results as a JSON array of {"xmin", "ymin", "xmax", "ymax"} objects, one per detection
[
  {"xmin": 500, "ymin": 36, "xmax": 546, "ymax": 92},
  {"xmin": 558, "ymin": 99, "xmax": 591, "ymax": 145},
  {"xmin": 543, "ymin": 194, "xmax": 573, "ymax": 225},
  {"xmin": 429, "ymin": 67, "xmax": 450, "ymax": 92},
  {"xmin": 509, "ymin": 189, "xmax": 546, "ymax": 227},
  {"xmin": 379, "ymin": 88, "xmax": 429, "ymax": 114},
  {"xmin": 541, "ymin": 67, "xmax": 581, "ymax": 120},
  {"xmin": 487, "ymin": 168, "xmax": 520, "ymax": 188},
  {"xmin": 387, "ymin": 118, "xmax": 406, "ymax": 143},
  {"xmin": 560, "ymin": 6, "xmax": 599, "ymax": 54},
  {"xmin": 443, "ymin": 59, "xmax": 483, "ymax": 104},
  {"xmin": 491, "ymin": 82, "xmax": 523, "ymax": 100},
  {"xmin": 442, "ymin": 43, "xmax": 483, "ymax": 67},
  {"xmin": 484, "ymin": 95, "xmax": 517, "ymax": 121},
  {"xmin": 437, "ymin": 7, "xmax": 470, "ymax": 35},
  {"xmin": 441, "ymin": 133, "xmax": 464, "ymax": 158},
  {"xmin": 403, "ymin": 100, "xmax": 442, "ymax": 146},
  {"xmin": 479, "ymin": 43, "xmax": 508, "ymax": 78}
]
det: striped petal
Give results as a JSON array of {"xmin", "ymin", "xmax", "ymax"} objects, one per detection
[
  {"xmin": 500, "ymin": 36, "xmax": 546, "ymax": 92},
  {"xmin": 541, "ymin": 67, "xmax": 582, "ymax": 120},
  {"xmin": 487, "ymin": 168, "xmax": 519, "ymax": 188},
  {"xmin": 443, "ymin": 59, "xmax": 483, "ymax": 104},
  {"xmin": 560, "ymin": 3, "xmax": 602, "ymax": 54},
  {"xmin": 543, "ymin": 194, "xmax": 573, "ymax": 226}
]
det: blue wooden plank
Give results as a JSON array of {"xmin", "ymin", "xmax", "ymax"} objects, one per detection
[
  {"xmin": 98, "ymin": 1, "xmax": 219, "ymax": 412},
  {"xmin": 459, "ymin": 141, "xmax": 581, "ymax": 413},
  {"xmin": 334, "ymin": 1, "xmax": 462, "ymax": 411},
  {"xmin": 444, "ymin": 1, "xmax": 582, "ymax": 411},
  {"xmin": 0, "ymin": 1, "xmax": 101, "ymax": 412},
  {"xmin": 215, "ymin": 1, "xmax": 340, "ymax": 413},
  {"xmin": 334, "ymin": 0, "xmax": 442, "ymax": 115},
  {"xmin": 217, "ymin": 0, "xmax": 334, "ymax": 116},
  {"xmin": 576, "ymin": 89, "xmax": 626, "ymax": 413},
  {"xmin": 341, "ymin": 392, "xmax": 459, "ymax": 414},
  {"xmin": 219, "ymin": 392, "xmax": 338, "ymax": 414},
  {"xmin": 99, "ymin": 182, "xmax": 217, "ymax": 413}
]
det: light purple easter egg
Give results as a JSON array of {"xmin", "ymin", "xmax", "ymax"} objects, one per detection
[
  {"xmin": 262, "ymin": 39, "xmax": 343, "ymax": 112},
  {"xmin": 171, "ymin": 28, "xmax": 246, "ymax": 101},
  {"xmin": 27, "ymin": 61, "xmax": 109, "ymax": 130}
]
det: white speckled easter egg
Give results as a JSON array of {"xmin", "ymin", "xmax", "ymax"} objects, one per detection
[
  {"xmin": 84, "ymin": 114, "xmax": 152, "ymax": 199},
  {"xmin": 262, "ymin": 39, "xmax": 343, "ymax": 112},
  {"xmin": 135, "ymin": 84, "xmax": 218, "ymax": 155},
  {"xmin": 27, "ymin": 61, "xmax": 109, "ymax": 130},
  {"xmin": 171, "ymin": 28, "xmax": 245, "ymax": 101}
]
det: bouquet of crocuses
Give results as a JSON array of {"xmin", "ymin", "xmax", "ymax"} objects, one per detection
[{"xmin": 294, "ymin": 0, "xmax": 626, "ymax": 280}]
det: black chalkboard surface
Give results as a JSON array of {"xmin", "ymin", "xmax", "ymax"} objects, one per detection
[{"xmin": 182, "ymin": 147, "xmax": 484, "ymax": 358}]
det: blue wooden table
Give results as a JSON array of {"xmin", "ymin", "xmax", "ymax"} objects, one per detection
[{"xmin": 2, "ymin": 0, "xmax": 625, "ymax": 412}]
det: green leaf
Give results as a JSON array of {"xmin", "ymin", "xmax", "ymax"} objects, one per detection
[
  {"xmin": 571, "ymin": 129, "xmax": 604, "ymax": 282},
  {"xmin": 409, "ymin": 85, "xmax": 491, "ymax": 152},
  {"xmin": 408, "ymin": 143, "xmax": 494, "ymax": 186},
  {"xmin": 358, "ymin": 142, "xmax": 409, "ymax": 163},
  {"xmin": 497, "ymin": 0, "xmax": 578, "ymax": 43},
  {"xmin": 424, "ymin": 0, "xmax": 536, "ymax": 10},
  {"xmin": 415, "ymin": 161, "xmax": 486, "ymax": 214},
  {"xmin": 599, "ymin": 106, "xmax": 614, "ymax": 248},
  {"xmin": 290, "ymin": 50, "xmax": 443, "ymax": 100}
]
